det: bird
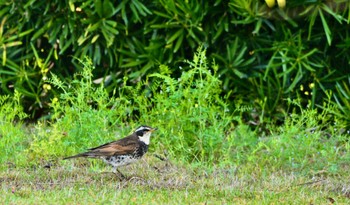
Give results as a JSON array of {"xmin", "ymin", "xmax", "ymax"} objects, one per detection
[{"xmin": 63, "ymin": 125, "xmax": 157, "ymax": 178}]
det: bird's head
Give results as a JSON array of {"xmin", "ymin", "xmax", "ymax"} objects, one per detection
[{"xmin": 134, "ymin": 125, "xmax": 157, "ymax": 145}]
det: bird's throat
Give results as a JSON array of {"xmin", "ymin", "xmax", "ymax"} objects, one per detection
[{"xmin": 139, "ymin": 132, "xmax": 151, "ymax": 145}]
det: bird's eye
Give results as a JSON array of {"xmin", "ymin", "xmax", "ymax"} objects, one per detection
[{"xmin": 136, "ymin": 130, "xmax": 144, "ymax": 136}]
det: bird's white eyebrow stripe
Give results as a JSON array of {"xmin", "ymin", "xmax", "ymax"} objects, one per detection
[
  {"xmin": 135, "ymin": 126, "xmax": 152, "ymax": 132},
  {"xmin": 135, "ymin": 126, "xmax": 144, "ymax": 132}
]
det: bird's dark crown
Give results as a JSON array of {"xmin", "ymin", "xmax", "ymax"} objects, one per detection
[{"xmin": 134, "ymin": 125, "xmax": 156, "ymax": 136}]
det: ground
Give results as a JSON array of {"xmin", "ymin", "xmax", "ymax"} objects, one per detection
[{"xmin": 2, "ymin": 156, "xmax": 349, "ymax": 204}]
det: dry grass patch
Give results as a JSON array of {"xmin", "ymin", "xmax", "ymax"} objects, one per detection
[{"xmin": 1, "ymin": 156, "xmax": 349, "ymax": 204}]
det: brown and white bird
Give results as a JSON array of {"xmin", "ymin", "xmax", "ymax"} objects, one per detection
[{"xmin": 64, "ymin": 125, "xmax": 157, "ymax": 177}]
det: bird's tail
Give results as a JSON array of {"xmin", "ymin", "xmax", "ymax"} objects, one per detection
[{"xmin": 63, "ymin": 152, "xmax": 91, "ymax": 160}]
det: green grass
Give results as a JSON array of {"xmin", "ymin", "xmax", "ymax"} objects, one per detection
[
  {"xmin": 1, "ymin": 157, "xmax": 349, "ymax": 204},
  {"xmin": 1, "ymin": 51, "xmax": 349, "ymax": 204},
  {"xmin": 1, "ymin": 120, "xmax": 349, "ymax": 204}
]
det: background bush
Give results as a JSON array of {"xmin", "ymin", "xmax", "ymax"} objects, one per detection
[
  {"xmin": 27, "ymin": 49, "xmax": 233, "ymax": 164},
  {"xmin": 1, "ymin": 0, "xmax": 350, "ymax": 129},
  {"xmin": 21, "ymin": 50, "xmax": 348, "ymax": 171}
]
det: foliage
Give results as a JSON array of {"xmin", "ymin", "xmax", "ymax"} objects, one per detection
[
  {"xmin": 141, "ymin": 47, "xmax": 233, "ymax": 163},
  {"xmin": 332, "ymin": 76, "xmax": 350, "ymax": 124},
  {"xmin": 27, "ymin": 58, "xmax": 129, "ymax": 160},
  {"xmin": 0, "ymin": 52, "xmax": 349, "ymax": 204},
  {"xmin": 0, "ymin": 0, "xmax": 350, "ymax": 126},
  {"xmin": 27, "ymin": 48, "xmax": 234, "ymax": 164},
  {"xmin": 24, "ymin": 52, "xmax": 349, "ymax": 172},
  {"xmin": 255, "ymin": 98, "xmax": 349, "ymax": 174},
  {"xmin": 0, "ymin": 91, "xmax": 28, "ymax": 165}
]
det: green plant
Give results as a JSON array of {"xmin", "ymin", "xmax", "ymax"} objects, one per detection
[
  {"xmin": 141, "ymin": 47, "xmax": 234, "ymax": 163},
  {"xmin": 333, "ymin": 77, "xmax": 350, "ymax": 124},
  {"xmin": 1, "ymin": 0, "xmax": 349, "ymax": 125},
  {"xmin": 249, "ymin": 98, "xmax": 349, "ymax": 174},
  {"xmin": 0, "ymin": 91, "xmax": 28, "ymax": 165},
  {"xmin": 27, "ymin": 58, "xmax": 130, "ymax": 160},
  {"xmin": 27, "ymin": 49, "xmax": 238, "ymax": 164}
]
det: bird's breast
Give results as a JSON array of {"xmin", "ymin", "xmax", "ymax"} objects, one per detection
[{"xmin": 135, "ymin": 141, "xmax": 148, "ymax": 158}]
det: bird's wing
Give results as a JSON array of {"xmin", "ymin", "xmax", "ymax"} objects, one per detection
[{"xmin": 86, "ymin": 135, "xmax": 139, "ymax": 156}]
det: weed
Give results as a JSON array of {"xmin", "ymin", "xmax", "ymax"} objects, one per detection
[{"xmin": 0, "ymin": 91, "xmax": 28, "ymax": 165}]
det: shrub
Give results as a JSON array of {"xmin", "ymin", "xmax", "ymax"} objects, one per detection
[
  {"xmin": 13, "ymin": 49, "xmax": 350, "ymax": 171},
  {"xmin": 27, "ymin": 48, "xmax": 236, "ymax": 164},
  {"xmin": 0, "ymin": 1, "xmax": 349, "ymax": 127},
  {"xmin": 0, "ymin": 91, "xmax": 28, "ymax": 165}
]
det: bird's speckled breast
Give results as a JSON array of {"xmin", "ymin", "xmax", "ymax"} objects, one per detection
[{"xmin": 102, "ymin": 141, "xmax": 149, "ymax": 168}]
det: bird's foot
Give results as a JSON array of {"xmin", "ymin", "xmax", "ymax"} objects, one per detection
[{"xmin": 112, "ymin": 169, "xmax": 128, "ymax": 181}]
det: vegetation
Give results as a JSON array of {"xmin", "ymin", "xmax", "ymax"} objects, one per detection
[
  {"xmin": 0, "ymin": 0, "xmax": 349, "ymax": 203},
  {"xmin": 0, "ymin": 0, "xmax": 349, "ymax": 125},
  {"xmin": 2, "ymin": 161, "xmax": 349, "ymax": 204},
  {"xmin": 1, "ymin": 51, "xmax": 349, "ymax": 203}
]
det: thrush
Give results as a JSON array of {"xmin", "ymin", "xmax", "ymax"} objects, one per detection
[{"xmin": 64, "ymin": 125, "xmax": 157, "ymax": 178}]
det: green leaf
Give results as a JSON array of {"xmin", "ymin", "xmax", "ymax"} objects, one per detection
[
  {"xmin": 130, "ymin": 3, "xmax": 140, "ymax": 22},
  {"xmin": 153, "ymin": 10, "xmax": 171, "ymax": 19},
  {"xmin": 285, "ymin": 68, "xmax": 303, "ymax": 93},
  {"xmin": 318, "ymin": 9, "xmax": 332, "ymax": 45},
  {"xmin": 121, "ymin": 59, "xmax": 145, "ymax": 68},
  {"xmin": 91, "ymin": 34, "xmax": 100, "ymax": 43},
  {"xmin": 104, "ymin": 24, "xmax": 119, "ymax": 35},
  {"xmin": 94, "ymin": 0, "xmax": 103, "ymax": 18},
  {"xmin": 132, "ymin": 0, "xmax": 152, "ymax": 16},
  {"xmin": 167, "ymin": 29, "xmax": 184, "ymax": 45},
  {"xmin": 2, "ymin": 45, "xmax": 6, "ymax": 66},
  {"xmin": 59, "ymin": 38, "xmax": 73, "ymax": 55},
  {"xmin": 87, "ymin": 22, "xmax": 101, "ymax": 32},
  {"xmin": 31, "ymin": 25, "xmax": 48, "ymax": 41},
  {"xmin": 174, "ymin": 32, "xmax": 184, "ymax": 53},
  {"xmin": 103, "ymin": 0, "xmax": 116, "ymax": 18}
]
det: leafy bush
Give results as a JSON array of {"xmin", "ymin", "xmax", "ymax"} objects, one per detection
[
  {"xmin": 26, "ymin": 50, "xmax": 349, "ymax": 169},
  {"xmin": 140, "ymin": 47, "xmax": 233, "ymax": 163},
  {"xmin": 0, "ymin": 91, "xmax": 28, "ymax": 165},
  {"xmin": 27, "ymin": 48, "xmax": 235, "ymax": 164},
  {"xmin": 259, "ymin": 99, "xmax": 348, "ymax": 173},
  {"xmin": 1, "ymin": 0, "xmax": 350, "ymax": 127},
  {"xmin": 27, "ymin": 58, "xmax": 129, "ymax": 160}
]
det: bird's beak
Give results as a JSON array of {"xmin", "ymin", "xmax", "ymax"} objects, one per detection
[{"xmin": 151, "ymin": 127, "xmax": 158, "ymax": 132}]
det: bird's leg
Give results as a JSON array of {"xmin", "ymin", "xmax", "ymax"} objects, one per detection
[
  {"xmin": 116, "ymin": 169, "xmax": 127, "ymax": 179},
  {"xmin": 112, "ymin": 167, "xmax": 126, "ymax": 180}
]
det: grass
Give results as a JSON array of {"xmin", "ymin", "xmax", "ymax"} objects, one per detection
[
  {"xmin": 1, "ymin": 51, "xmax": 350, "ymax": 204},
  {"xmin": 1, "ymin": 156, "xmax": 349, "ymax": 204}
]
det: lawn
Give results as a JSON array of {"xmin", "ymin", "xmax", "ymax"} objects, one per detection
[{"xmin": 2, "ymin": 154, "xmax": 349, "ymax": 204}]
